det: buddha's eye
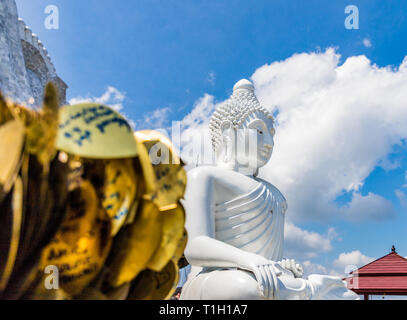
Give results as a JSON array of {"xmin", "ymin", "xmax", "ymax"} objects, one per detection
[{"xmin": 257, "ymin": 130, "xmax": 263, "ymax": 135}]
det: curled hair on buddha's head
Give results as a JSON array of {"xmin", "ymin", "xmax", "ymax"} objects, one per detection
[{"xmin": 209, "ymin": 79, "xmax": 274, "ymax": 153}]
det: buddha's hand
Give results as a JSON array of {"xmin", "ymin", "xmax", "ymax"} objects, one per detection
[
  {"xmin": 278, "ymin": 259, "xmax": 304, "ymax": 278},
  {"xmin": 240, "ymin": 253, "xmax": 283, "ymax": 299}
]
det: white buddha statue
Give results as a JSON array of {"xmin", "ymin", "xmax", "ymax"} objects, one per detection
[{"xmin": 180, "ymin": 79, "xmax": 359, "ymax": 300}]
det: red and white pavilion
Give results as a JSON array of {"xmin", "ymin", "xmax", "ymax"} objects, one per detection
[{"xmin": 345, "ymin": 246, "xmax": 407, "ymax": 300}]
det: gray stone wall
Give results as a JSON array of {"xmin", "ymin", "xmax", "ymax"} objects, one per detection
[
  {"xmin": 0, "ymin": 0, "xmax": 67, "ymax": 106},
  {"xmin": 0, "ymin": 0, "xmax": 32, "ymax": 103}
]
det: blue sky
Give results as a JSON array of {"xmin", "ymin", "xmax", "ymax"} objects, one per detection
[
  {"xmin": 15, "ymin": 0, "xmax": 407, "ymax": 279},
  {"xmin": 16, "ymin": 0, "xmax": 407, "ymax": 120}
]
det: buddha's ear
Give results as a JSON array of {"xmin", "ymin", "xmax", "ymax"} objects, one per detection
[{"xmin": 220, "ymin": 120, "xmax": 232, "ymax": 134}]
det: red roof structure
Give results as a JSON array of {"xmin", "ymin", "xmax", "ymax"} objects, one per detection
[{"xmin": 345, "ymin": 246, "xmax": 407, "ymax": 300}]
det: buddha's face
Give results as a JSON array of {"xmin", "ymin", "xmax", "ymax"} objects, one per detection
[
  {"xmin": 245, "ymin": 116, "xmax": 275, "ymax": 168},
  {"xmin": 219, "ymin": 112, "xmax": 275, "ymax": 172}
]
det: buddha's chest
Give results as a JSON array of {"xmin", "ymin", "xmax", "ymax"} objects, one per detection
[
  {"xmin": 212, "ymin": 177, "xmax": 287, "ymax": 260},
  {"xmin": 212, "ymin": 173, "xmax": 263, "ymax": 205}
]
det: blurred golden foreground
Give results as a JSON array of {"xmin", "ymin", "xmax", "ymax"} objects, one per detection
[{"xmin": 0, "ymin": 83, "xmax": 187, "ymax": 300}]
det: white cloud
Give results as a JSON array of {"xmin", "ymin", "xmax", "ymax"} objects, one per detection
[
  {"xmin": 395, "ymin": 189, "xmax": 407, "ymax": 207},
  {"xmin": 363, "ymin": 38, "xmax": 372, "ymax": 48},
  {"xmin": 179, "ymin": 49, "xmax": 404, "ymax": 223},
  {"xmin": 179, "ymin": 94, "xmax": 217, "ymax": 167},
  {"xmin": 403, "ymin": 171, "xmax": 407, "ymax": 188},
  {"xmin": 327, "ymin": 227, "xmax": 339, "ymax": 241},
  {"xmin": 301, "ymin": 260, "xmax": 352, "ymax": 277},
  {"xmin": 302, "ymin": 261, "xmax": 328, "ymax": 276},
  {"xmin": 377, "ymin": 157, "xmax": 400, "ymax": 171},
  {"xmin": 137, "ymin": 107, "xmax": 172, "ymax": 130},
  {"xmin": 333, "ymin": 250, "xmax": 374, "ymax": 275},
  {"xmin": 301, "ymin": 250, "xmax": 376, "ymax": 277},
  {"xmin": 69, "ymin": 86, "xmax": 125, "ymax": 112},
  {"xmin": 251, "ymin": 48, "xmax": 406, "ymax": 222},
  {"xmin": 207, "ymin": 72, "xmax": 216, "ymax": 85},
  {"xmin": 338, "ymin": 192, "xmax": 395, "ymax": 221},
  {"xmin": 284, "ymin": 222, "xmax": 333, "ymax": 260}
]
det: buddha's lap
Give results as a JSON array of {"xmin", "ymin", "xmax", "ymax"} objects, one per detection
[{"xmin": 182, "ymin": 268, "xmax": 263, "ymax": 300}]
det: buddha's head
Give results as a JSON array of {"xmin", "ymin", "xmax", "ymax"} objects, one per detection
[{"xmin": 209, "ymin": 79, "xmax": 275, "ymax": 174}]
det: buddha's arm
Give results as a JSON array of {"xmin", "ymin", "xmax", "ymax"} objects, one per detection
[{"xmin": 185, "ymin": 235, "xmax": 268, "ymax": 269}]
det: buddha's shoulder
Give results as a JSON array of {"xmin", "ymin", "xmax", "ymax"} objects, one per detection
[{"xmin": 256, "ymin": 178, "xmax": 287, "ymax": 207}]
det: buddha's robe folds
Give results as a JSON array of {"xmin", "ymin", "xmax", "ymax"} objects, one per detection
[{"xmin": 214, "ymin": 182, "xmax": 286, "ymax": 262}]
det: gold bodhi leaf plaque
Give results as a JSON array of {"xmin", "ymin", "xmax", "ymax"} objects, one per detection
[
  {"xmin": 102, "ymin": 159, "xmax": 137, "ymax": 236},
  {"xmin": 0, "ymin": 96, "xmax": 187, "ymax": 300},
  {"xmin": 0, "ymin": 119, "xmax": 24, "ymax": 202},
  {"xmin": 56, "ymin": 103, "xmax": 138, "ymax": 159},
  {"xmin": 105, "ymin": 131, "xmax": 187, "ymax": 292}
]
